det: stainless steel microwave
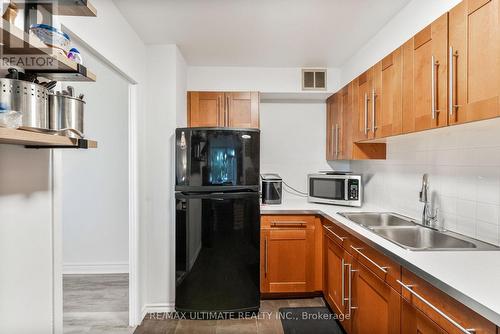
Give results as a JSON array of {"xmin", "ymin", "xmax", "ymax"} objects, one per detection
[{"xmin": 307, "ymin": 174, "xmax": 362, "ymax": 207}]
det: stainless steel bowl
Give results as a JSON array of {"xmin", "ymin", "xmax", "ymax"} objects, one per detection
[
  {"xmin": 0, "ymin": 78, "xmax": 49, "ymax": 129},
  {"xmin": 49, "ymin": 94, "xmax": 85, "ymax": 138}
]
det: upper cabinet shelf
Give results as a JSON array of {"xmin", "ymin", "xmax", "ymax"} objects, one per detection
[
  {"xmin": 22, "ymin": 0, "xmax": 97, "ymax": 17},
  {"xmin": 0, "ymin": 19, "xmax": 96, "ymax": 81}
]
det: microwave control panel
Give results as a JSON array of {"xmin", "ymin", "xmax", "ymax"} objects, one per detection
[{"xmin": 348, "ymin": 179, "xmax": 359, "ymax": 200}]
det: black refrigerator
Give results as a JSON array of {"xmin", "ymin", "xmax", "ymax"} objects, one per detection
[{"xmin": 175, "ymin": 127, "xmax": 260, "ymax": 315}]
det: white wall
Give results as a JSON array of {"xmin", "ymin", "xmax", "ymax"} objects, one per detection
[
  {"xmin": 141, "ymin": 44, "xmax": 186, "ymax": 312},
  {"xmin": 339, "ymin": 0, "xmax": 461, "ymax": 87},
  {"xmin": 59, "ymin": 0, "xmax": 148, "ymax": 326},
  {"xmin": 188, "ymin": 66, "xmax": 341, "ymax": 93},
  {"xmin": 0, "ymin": 1, "xmax": 149, "ymax": 332},
  {"xmin": 352, "ymin": 119, "xmax": 500, "ymax": 246},
  {"xmin": 260, "ymin": 102, "xmax": 349, "ymax": 199},
  {"xmin": 0, "ymin": 147, "xmax": 54, "ymax": 334},
  {"xmin": 61, "ymin": 41, "xmax": 130, "ymax": 274}
]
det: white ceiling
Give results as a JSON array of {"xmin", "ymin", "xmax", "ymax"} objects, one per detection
[{"xmin": 114, "ymin": 0, "xmax": 412, "ymax": 67}]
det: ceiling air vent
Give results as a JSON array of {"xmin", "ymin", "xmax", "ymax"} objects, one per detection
[{"xmin": 302, "ymin": 69, "xmax": 326, "ymax": 91}]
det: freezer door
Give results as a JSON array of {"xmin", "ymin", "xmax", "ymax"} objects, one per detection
[
  {"xmin": 175, "ymin": 128, "xmax": 260, "ymax": 192},
  {"xmin": 175, "ymin": 192, "xmax": 260, "ymax": 313}
]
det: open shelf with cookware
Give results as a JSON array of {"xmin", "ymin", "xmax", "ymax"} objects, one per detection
[
  {"xmin": 0, "ymin": 18, "xmax": 96, "ymax": 81},
  {"xmin": 0, "ymin": 1, "xmax": 98, "ymax": 149}
]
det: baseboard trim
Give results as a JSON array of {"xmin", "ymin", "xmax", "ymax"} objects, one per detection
[
  {"xmin": 140, "ymin": 303, "xmax": 175, "ymax": 321},
  {"xmin": 63, "ymin": 262, "xmax": 129, "ymax": 274}
]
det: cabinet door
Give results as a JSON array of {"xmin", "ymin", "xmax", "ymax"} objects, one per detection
[
  {"xmin": 261, "ymin": 224, "xmax": 315, "ymax": 293},
  {"xmin": 350, "ymin": 260, "xmax": 401, "ymax": 334},
  {"xmin": 326, "ymin": 93, "xmax": 342, "ymax": 160},
  {"xmin": 354, "ymin": 70, "xmax": 374, "ymax": 141},
  {"xmin": 449, "ymin": 0, "xmax": 500, "ymax": 124},
  {"xmin": 188, "ymin": 92, "xmax": 224, "ymax": 127},
  {"xmin": 326, "ymin": 94, "xmax": 336, "ymax": 161},
  {"xmin": 402, "ymin": 14, "xmax": 448, "ymax": 133},
  {"xmin": 226, "ymin": 92, "xmax": 260, "ymax": 128},
  {"xmin": 324, "ymin": 235, "xmax": 348, "ymax": 317},
  {"xmin": 402, "ymin": 299, "xmax": 448, "ymax": 334},
  {"xmin": 339, "ymin": 86, "xmax": 352, "ymax": 160},
  {"xmin": 373, "ymin": 48, "xmax": 403, "ymax": 138}
]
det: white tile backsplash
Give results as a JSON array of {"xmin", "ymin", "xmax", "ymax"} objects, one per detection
[{"xmin": 352, "ymin": 118, "xmax": 500, "ymax": 246}]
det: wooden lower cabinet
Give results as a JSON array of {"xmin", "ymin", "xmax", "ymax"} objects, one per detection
[
  {"xmin": 260, "ymin": 215, "xmax": 317, "ymax": 294},
  {"xmin": 402, "ymin": 299, "xmax": 447, "ymax": 334},
  {"xmin": 350, "ymin": 259, "xmax": 401, "ymax": 334},
  {"xmin": 262, "ymin": 217, "xmax": 499, "ymax": 334}
]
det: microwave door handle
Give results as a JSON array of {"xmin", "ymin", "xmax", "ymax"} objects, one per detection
[{"xmin": 345, "ymin": 180, "xmax": 349, "ymax": 201}]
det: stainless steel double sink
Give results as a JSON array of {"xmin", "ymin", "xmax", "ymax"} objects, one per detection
[{"xmin": 339, "ymin": 212, "xmax": 500, "ymax": 251}]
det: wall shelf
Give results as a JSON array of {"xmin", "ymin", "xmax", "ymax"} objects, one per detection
[
  {"xmin": 0, "ymin": 127, "xmax": 97, "ymax": 148},
  {"xmin": 0, "ymin": 19, "xmax": 96, "ymax": 81},
  {"xmin": 23, "ymin": 0, "xmax": 97, "ymax": 17}
]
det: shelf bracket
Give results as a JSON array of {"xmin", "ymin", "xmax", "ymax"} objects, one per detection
[{"xmin": 25, "ymin": 138, "xmax": 92, "ymax": 149}]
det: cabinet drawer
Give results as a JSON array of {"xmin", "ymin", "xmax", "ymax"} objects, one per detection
[
  {"xmin": 322, "ymin": 220, "xmax": 350, "ymax": 247},
  {"xmin": 348, "ymin": 236, "xmax": 401, "ymax": 291},
  {"xmin": 400, "ymin": 268, "xmax": 496, "ymax": 334},
  {"xmin": 261, "ymin": 215, "xmax": 316, "ymax": 229}
]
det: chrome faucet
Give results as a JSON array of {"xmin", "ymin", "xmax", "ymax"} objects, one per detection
[{"xmin": 420, "ymin": 174, "xmax": 438, "ymax": 227}]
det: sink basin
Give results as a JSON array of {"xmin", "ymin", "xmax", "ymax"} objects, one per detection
[
  {"xmin": 339, "ymin": 211, "xmax": 500, "ymax": 251},
  {"xmin": 340, "ymin": 212, "xmax": 417, "ymax": 228},
  {"xmin": 371, "ymin": 226, "xmax": 477, "ymax": 250}
]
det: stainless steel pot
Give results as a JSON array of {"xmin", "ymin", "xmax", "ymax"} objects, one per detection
[
  {"xmin": 49, "ymin": 93, "xmax": 85, "ymax": 138},
  {"xmin": 0, "ymin": 78, "xmax": 49, "ymax": 128}
]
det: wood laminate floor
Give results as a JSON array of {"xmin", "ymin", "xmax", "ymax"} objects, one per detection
[
  {"xmin": 63, "ymin": 274, "xmax": 134, "ymax": 334},
  {"xmin": 134, "ymin": 297, "xmax": 325, "ymax": 334},
  {"xmin": 64, "ymin": 274, "xmax": 326, "ymax": 334}
]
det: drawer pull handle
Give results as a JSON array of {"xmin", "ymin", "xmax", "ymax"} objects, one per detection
[
  {"xmin": 271, "ymin": 221, "xmax": 306, "ymax": 228},
  {"xmin": 264, "ymin": 238, "xmax": 268, "ymax": 276},
  {"xmin": 397, "ymin": 280, "xmax": 475, "ymax": 334},
  {"xmin": 350, "ymin": 246, "xmax": 388, "ymax": 274},
  {"xmin": 324, "ymin": 226, "xmax": 346, "ymax": 242}
]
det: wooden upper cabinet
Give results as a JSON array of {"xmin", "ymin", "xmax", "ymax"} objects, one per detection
[
  {"xmin": 448, "ymin": 0, "xmax": 500, "ymax": 124},
  {"xmin": 188, "ymin": 91, "xmax": 260, "ymax": 128},
  {"xmin": 188, "ymin": 92, "xmax": 224, "ymax": 127},
  {"xmin": 373, "ymin": 48, "xmax": 403, "ymax": 138},
  {"xmin": 353, "ymin": 69, "xmax": 375, "ymax": 141},
  {"xmin": 402, "ymin": 14, "xmax": 449, "ymax": 133},
  {"xmin": 326, "ymin": 92, "xmax": 343, "ymax": 160},
  {"xmin": 226, "ymin": 92, "xmax": 260, "ymax": 128},
  {"xmin": 326, "ymin": 83, "xmax": 386, "ymax": 161}
]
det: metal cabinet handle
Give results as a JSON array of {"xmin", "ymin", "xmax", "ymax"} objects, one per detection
[
  {"xmin": 449, "ymin": 47, "xmax": 461, "ymax": 116},
  {"xmin": 431, "ymin": 56, "xmax": 440, "ymax": 120},
  {"xmin": 341, "ymin": 258, "xmax": 345, "ymax": 306},
  {"xmin": 225, "ymin": 95, "xmax": 230, "ymax": 127},
  {"xmin": 324, "ymin": 226, "xmax": 346, "ymax": 242},
  {"xmin": 217, "ymin": 96, "xmax": 222, "ymax": 125},
  {"xmin": 449, "ymin": 47, "xmax": 454, "ymax": 116},
  {"xmin": 264, "ymin": 238, "xmax": 268, "ymax": 277},
  {"xmin": 350, "ymin": 246, "xmax": 388, "ymax": 274},
  {"xmin": 372, "ymin": 89, "xmax": 377, "ymax": 133},
  {"xmin": 271, "ymin": 221, "xmax": 306, "ymax": 228},
  {"xmin": 335, "ymin": 123, "xmax": 339, "ymax": 159},
  {"xmin": 397, "ymin": 280, "xmax": 475, "ymax": 334},
  {"xmin": 364, "ymin": 93, "xmax": 369, "ymax": 134},
  {"xmin": 331, "ymin": 124, "xmax": 335, "ymax": 158},
  {"xmin": 347, "ymin": 264, "xmax": 358, "ymax": 313}
]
